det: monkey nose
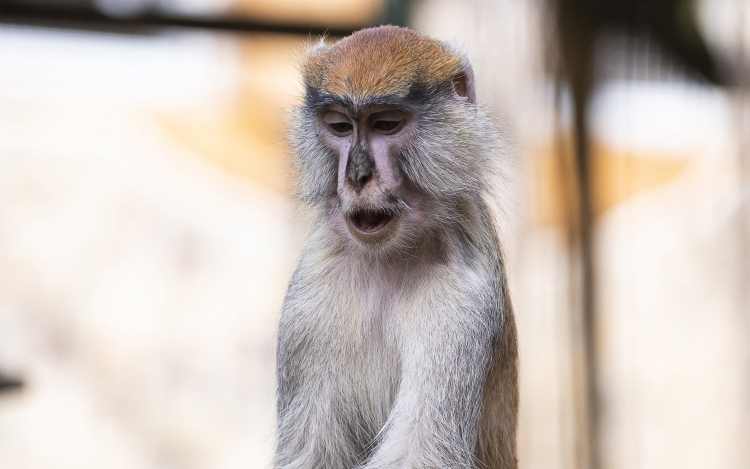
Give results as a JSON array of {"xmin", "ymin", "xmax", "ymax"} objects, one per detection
[
  {"xmin": 345, "ymin": 155, "xmax": 375, "ymax": 193},
  {"xmin": 345, "ymin": 143, "xmax": 376, "ymax": 193},
  {"xmin": 347, "ymin": 169, "xmax": 373, "ymax": 193}
]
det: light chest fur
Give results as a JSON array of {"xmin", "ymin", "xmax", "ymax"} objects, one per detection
[{"xmin": 278, "ymin": 223, "xmax": 500, "ymax": 458}]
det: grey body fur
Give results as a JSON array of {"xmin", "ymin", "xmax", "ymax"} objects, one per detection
[{"xmin": 276, "ymin": 27, "xmax": 518, "ymax": 469}]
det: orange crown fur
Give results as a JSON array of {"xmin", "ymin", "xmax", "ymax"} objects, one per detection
[{"xmin": 302, "ymin": 26, "xmax": 464, "ymax": 98}]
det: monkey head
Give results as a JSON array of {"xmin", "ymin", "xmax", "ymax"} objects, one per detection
[{"xmin": 290, "ymin": 26, "xmax": 494, "ymax": 252}]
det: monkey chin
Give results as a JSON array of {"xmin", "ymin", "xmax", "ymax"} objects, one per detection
[{"xmin": 345, "ymin": 208, "xmax": 399, "ymax": 244}]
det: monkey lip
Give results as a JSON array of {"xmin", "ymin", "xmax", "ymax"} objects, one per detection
[{"xmin": 347, "ymin": 209, "xmax": 396, "ymax": 236}]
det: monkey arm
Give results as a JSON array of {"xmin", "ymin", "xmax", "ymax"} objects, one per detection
[
  {"xmin": 275, "ymin": 256, "xmax": 384, "ymax": 469},
  {"xmin": 360, "ymin": 267, "xmax": 503, "ymax": 469},
  {"xmin": 275, "ymin": 320, "xmax": 366, "ymax": 469}
]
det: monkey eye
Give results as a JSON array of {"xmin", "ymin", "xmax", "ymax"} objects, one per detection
[
  {"xmin": 373, "ymin": 120, "xmax": 401, "ymax": 132},
  {"xmin": 321, "ymin": 110, "xmax": 354, "ymax": 136},
  {"xmin": 328, "ymin": 122, "xmax": 354, "ymax": 134}
]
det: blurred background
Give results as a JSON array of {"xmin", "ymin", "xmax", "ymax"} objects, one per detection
[{"xmin": 0, "ymin": 0, "xmax": 748, "ymax": 468}]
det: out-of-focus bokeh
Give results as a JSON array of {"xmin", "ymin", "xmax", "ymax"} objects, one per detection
[{"xmin": 0, "ymin": 1, "xmax": 748, "ymax": 468}]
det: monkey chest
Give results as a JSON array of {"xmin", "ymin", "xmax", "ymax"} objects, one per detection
[{"xmin": 310, "ymin": 292, "xmax": 404, "ymax": 420}]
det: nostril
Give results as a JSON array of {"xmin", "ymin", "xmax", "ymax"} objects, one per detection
[
  {"xmin": 357, "ymin": 171, "xmax": 372, "ymax": 187},
  {"xmin": 347, "ymin": 169, "xmax": 373, "ymax": 192}
]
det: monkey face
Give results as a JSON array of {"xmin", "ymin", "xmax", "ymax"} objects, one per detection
[
  {"xmin": 291, "ymin": 26, "xmax": 493, "ymax": 253},
  {"xmin": 316, "ymin": 104, "xmax": 421, "ymax": 246}
]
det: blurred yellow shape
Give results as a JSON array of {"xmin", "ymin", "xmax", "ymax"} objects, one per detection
[
  {"xmin": 229, "ymin": 0, "xmax": 384, "ymax": 28},
  {"xmin": 533, "ymin": 139, "xmax": 689, "ymax": 226},
  {"xmin": 155, "ymin": 35, "xmax": 304, "ymax": 195}
]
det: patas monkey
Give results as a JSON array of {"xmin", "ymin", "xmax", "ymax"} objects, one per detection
[{"xmin": 276, "ymin": 26, "xmax": 518, "ymax": 469}]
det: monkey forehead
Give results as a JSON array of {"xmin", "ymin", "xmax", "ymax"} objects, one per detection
[
  {"xmin": 303, "ymin": 88, "xmax": 420, "ymax": 120},
  {"xmin": 302, "ymin": 26, "xmax": 464, "ymax": 98}
]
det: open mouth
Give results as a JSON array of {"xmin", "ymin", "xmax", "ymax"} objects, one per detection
[{"xmin": 347, "ymin": 208, "xmax": 396, "ymax": 234}]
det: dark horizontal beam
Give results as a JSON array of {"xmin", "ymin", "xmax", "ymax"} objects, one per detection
[
  {"xmin": 0, "ymin": 3, "xmax": 365, "ymax": 36},
  {"xmin": 0, "ymin": 374, "xmax": 23, "ymax": 394}
]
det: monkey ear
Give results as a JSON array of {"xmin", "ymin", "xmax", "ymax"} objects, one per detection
[{"xmin": 452, "ymin": 60, "xmax": 476, "ymax": 103}]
